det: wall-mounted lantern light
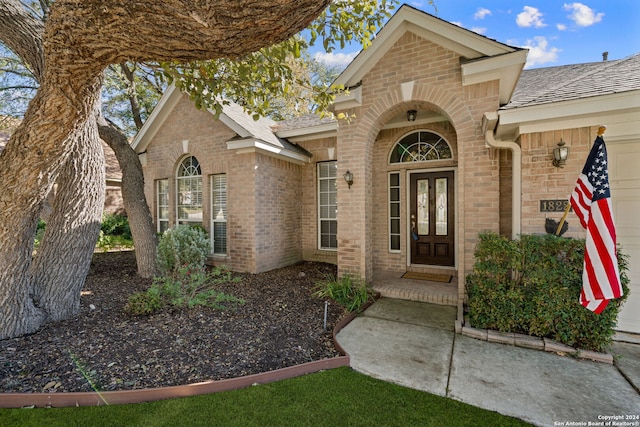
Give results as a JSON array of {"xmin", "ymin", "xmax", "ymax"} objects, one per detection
[
  {"xmin": 407, "ymin": 110, "xmax": 417, "ymax": 122},
  {"xmin": 343, "ymin": 170, "xmax": 353, "ymax": 189},
  {"xmin": 552, "ymin": 140, "xmax": 569, "ymax": 168}
]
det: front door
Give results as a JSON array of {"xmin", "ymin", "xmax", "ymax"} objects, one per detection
[{"xmin": 410, "ymin": 171, "xmax": 454, "ymax": 266}]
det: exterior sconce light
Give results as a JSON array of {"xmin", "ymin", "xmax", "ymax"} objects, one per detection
[
  {"xmin": 552, "ymin": 140, "xmax": 569, "ymax": 168},
  {"xmin": 407, "ymin": 110, "xmax": 417, "ymax": 122},
  {"xmin": 343, "ymin": 170, "xmax": 353, "ymax": 189}
]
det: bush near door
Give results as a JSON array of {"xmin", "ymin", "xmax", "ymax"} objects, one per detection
[{"xmin": 466, "ymin": 232, "xmax": 629, "ymax": 352}]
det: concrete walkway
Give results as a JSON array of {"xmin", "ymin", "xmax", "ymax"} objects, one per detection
[{"xmin": 335, "ymin": 298, "xmax": 640, "ymax": 427}]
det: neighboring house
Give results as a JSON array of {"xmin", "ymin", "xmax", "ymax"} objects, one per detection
[
  {"xmin": 131, "ymin": 5, "xmax": 640, "ymax": 335},
  {"xmin": 1, "ymin": 119, "xmax": 124, "ymax": 216}
]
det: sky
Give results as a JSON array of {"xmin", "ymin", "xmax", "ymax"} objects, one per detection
[{"xmin": 314, "ymin": 1, "xmax": 640, "ymax": 69}]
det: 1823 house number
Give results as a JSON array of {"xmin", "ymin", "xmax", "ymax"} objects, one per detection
[{"xmin": 539, "ymin": 199, "xmax": 571, "ymax": 212}]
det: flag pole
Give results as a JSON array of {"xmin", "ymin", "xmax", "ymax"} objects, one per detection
[
  {"xmin": 555, "ymin": 203, "xmax": 571, "ymax": 236},
  {"xmin": 555, "ymin": 125, "xmax": 607, "ymax": 236}
]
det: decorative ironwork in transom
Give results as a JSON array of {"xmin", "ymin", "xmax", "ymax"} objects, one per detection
[
  {"xmin": 178, "ymin": 156, "xmax": 201, "ymax": 177},
  {"xmin": 390, "ymin": 131, "xmax": 452, "ymax": 164}
]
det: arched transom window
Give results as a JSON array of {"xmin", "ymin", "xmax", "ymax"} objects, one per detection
[
  {"xmin": 176, "ymin": 156, "xmax": 203, "ymax": 225},
  {"xmin": 390, "ymin": 131, "xmax": 452, "ymax": 164}
]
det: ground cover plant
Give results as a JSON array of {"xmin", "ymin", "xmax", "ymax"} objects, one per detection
[
  {"xmin": 0, "ymin": 367, "xmax": 531, "ymax": 427},
  {"xmin": 313, "ymin": 274, "xmax": 376, "ymax": 313},
  {"xmin": 465, "ymin": 232, "xmax": 630, "ymax": 351},
  {"xmin": 0, "ymin": 251, "xmax": 343, "ymax": 392}
]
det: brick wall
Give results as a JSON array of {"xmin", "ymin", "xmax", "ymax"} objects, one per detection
[
  {"xmin": 334, "ymin": 31, "xmax": 502, "ymax": 281},
  {"xmin": 141, "ymin": 93, "xmax": 304, "ymax": 273},
  {"xmin": 519, "ymin": 127, "xmax": 593, "ymax": 239},
  {"xmin": 253, "ymin": 154, "xmax": 303, "ymax": 272},
  {"xmin": 298, "ymin": 137, "xmax": 339, "ymax": 264}
]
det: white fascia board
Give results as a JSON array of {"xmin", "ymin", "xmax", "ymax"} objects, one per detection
[
  {"xmin": 275, "ymin": 122, "xmax": 337, "ymax": 140},
  {"xmin": 335, "ymin": 6, "xmax": 516, "ymax": 88},
  {"xmin": 217, "ymin": 112, "xmax": 251, "ymax": 138},
  {"xmin": 496, "ymin": 90, "xmax": 640, "ymax": 139},
  {"xmin": 226, "ymin": 138, "xmax": 311, "ymax": 165},
  {"xmin": 131, "ymin": 85, "xmax": 180, "ymax": 153},
  {"xmin": 333, "ymin": 85, "xmax": 363, "ymax": 110},
  {"xmin": 461, "ymin": 50, "xmax": 527, "ymax": 104}
]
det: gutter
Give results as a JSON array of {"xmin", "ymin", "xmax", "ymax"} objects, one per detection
[{"xmin": 482, "ymin": 111, "xmax": 521, "ymax": 239}]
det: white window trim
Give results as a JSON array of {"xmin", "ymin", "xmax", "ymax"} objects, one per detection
[
  {"xmin": 176, "ymin": 156, "xmax": 203, "ymax": 226},
  {"xmin": 389, "ymin": 172, "xmax": 401, "ymax": 253},
  {"xmin": 210, "ymin": 174, "xmax": 228, "ymax": 256},
  {"xmin": 156, "ymin": 179, "xmax": 169, "ymax": 234},
  {"xmin": 317, "ymin": 161, "xmax": 338, "ymax": 251}
]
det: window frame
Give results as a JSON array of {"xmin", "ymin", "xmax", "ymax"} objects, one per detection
[
  {"xmin": 389, "ymin": 130, "xmax": 453, "ymax": 164},
  {"xmin": 317, "ymin": 161, "xmax": 338, "ymax": 251},
  {"xmin": 210, "ymin": 173, "xmax": 228, "ymax": 256},
  {"xmin": 176, "ymin": 156, "xmax": 203, "ymax": 227},
  {"xmin": 389, "ymin": 172, "xmax": 401, "ymax": 252},
  {"xmin": 156, "ymin": 179, "xmax": 170, "ymax": 234}
]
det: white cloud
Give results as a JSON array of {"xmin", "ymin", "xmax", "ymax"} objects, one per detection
[
  {"xmin": 471, "ymin": 27, "xmax": 488, "ymax": 35},
  {"xmin": 564, "ymin": 2, "xmax": 604, "ymax": 27},
  {"xmin": 313, "ymin": 51, "xmax": 358, "ymax": 68},
  {"xmin": 557, "ymin": 23, "xmax": 567, "ymax": 31},
  {"xmin": 451, "ymin": 21, "xmax": 463, "ymax": 27},
  {"xmin": 522, "ymin": 36, "xmax": 561, "ymax": 68},
  {"xmin": 474, "ymin": 8, "xmax": 492, "ymax": 20},
  {"xmin": 516, "ymin": 6, "xmax": 547, "ymax": 28}
]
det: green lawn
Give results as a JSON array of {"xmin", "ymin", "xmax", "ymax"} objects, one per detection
[{"xmin": 0, "ymin": 367, "xmax": 531, "ymax": 426}]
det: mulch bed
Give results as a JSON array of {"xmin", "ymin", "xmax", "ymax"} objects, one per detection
[{"xmin": 0, "ymin": 251, "xmax": 344, "ymax": 393}]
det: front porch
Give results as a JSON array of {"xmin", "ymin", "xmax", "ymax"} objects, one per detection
[{"xmin": 372, "ymin": 270, "xmax": 458, "ymax": 306}]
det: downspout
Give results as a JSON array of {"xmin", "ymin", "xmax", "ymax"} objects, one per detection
[{"xmin": 482, "ymin": 111, "xmax": 521, "ymax": 239}]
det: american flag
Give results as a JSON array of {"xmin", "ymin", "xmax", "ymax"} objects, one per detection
[{"xmin": 569, "ymin": 135, "xmax": 622, "ymax": 314}]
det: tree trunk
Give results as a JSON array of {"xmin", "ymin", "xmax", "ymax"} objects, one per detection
[
  {"xmin": 98, "ymin": 115, "xmax": 158, "ymax": 278},
  {"xmin": 30, "ymin": 109, "xmax": 105, "ymax": 321},
  {"xmin": 0, "ymin": 0, "xmax": 330, "ymax": 339},
  {"xmin": 0, "ymin": 68, "xmax": 104, "ymax": 339}
]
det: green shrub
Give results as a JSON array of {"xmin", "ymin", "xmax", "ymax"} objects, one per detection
[
  {"xmin": 151, "ymin": 265, "xmax": 244, "ymax": 310},
  {"xmin": 157, "ymin": 224, "xmax": 211, "ymax": 276},
  {"xmin": 314, "ymin": 274, "xmax": 375, "ymax": 313},
  {"xmin": 101, "ymin": 213, "xmax": 131, "ymax": 239},
  {"xmin": 34, "ymin": 219, "xmax": 46, "ymax": 250},
  {"xmin": 126, "ymin": 261, "xmax": 243, "ymax": 316},
  {"xmin": 124, "ymin": 288, "xmax": 164, "ymax": 316},
  {"xmin": 466, "ymin": 232, "xmax": 630, "ymax": 351}
]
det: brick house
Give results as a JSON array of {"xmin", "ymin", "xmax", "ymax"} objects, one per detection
[{"xmin": 131, "ymin": 5, "xmax": 640, "ymax": 335}]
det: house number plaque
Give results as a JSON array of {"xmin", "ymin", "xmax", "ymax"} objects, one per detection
[{"xmin": 539, "ymin": 199, "xmax": 571, "ymax": 212}]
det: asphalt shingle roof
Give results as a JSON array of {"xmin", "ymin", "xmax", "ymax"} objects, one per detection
[
  {"xmin": 271, "ymin": 114, "xmax": 336, "ymax": 133},
  {"xmin": 222, "ymin": 102, "xmax": 312, "ymax": 158},
  {"xmin": 503, "ymin": 53, "xmax": 640, "ymax": 110}
]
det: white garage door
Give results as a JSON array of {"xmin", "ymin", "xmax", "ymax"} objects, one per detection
[{"xmin": 608, "ymin": 140, "xmax": 640, "ymax": 334}]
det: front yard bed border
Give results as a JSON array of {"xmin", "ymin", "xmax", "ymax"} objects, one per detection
[
  {"xmin": 0, "ymin": 305, "xmax": 372, "ymax": 409},
  {"xmin": 460, "ymin": 325, "xmax": 614, "ymax": 364}
]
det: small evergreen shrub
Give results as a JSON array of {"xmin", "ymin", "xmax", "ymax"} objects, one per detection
[
  {"xmin": 126, "ymin": 225, "xmax": 243, "ymax": 316},
  {"xmin": 101, "ymin": 213, "xmax": 131, "ymax": 239},
  {"xmin": 466, "ymin": 232, "xmax": 630, "ymax": 351},
  {"xmin": 314, "ymin": 274, "xmax": 375, "ymax": 313},
  {"xmin": 157, "ymin": 224, "xmax": 211, "ymax": 276},
  {"xmin": 124, "ymin": 288, "xmax": 164, "ymax": 316},
  {"xmin": 125, "ymin": 266, "xmax": 244, "ymax": 316}
]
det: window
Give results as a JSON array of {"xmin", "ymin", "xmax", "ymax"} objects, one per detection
[
  {"xmin": 176, "ymin": 156, "xmax": 203, "ymax": 226},
  {"xmin": 318, "ymin": 161, "xmax": 337, "ymax": 250},
  {"xmin": 390, "ymin": 131, "xmax": 452, "ymax": 163},
  {"xmin": 210, "ymin": 174, "xmax": 227, "ymax": 255},
  {"xmin": 157, "ymin": 179, "xmax": 169, "ymax": 234},
  {"xmin": 389, "ymin": 172, "xmax": 401, "ymax": 251}
]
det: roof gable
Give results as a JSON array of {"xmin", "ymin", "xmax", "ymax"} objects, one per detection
[
  {"xmin": 131, "ymin": 85, "xmax": 311, "ymax": 164},
  {"xmin": 335, "ymin": 5, "xmax": 522, "ymax": 89}
]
